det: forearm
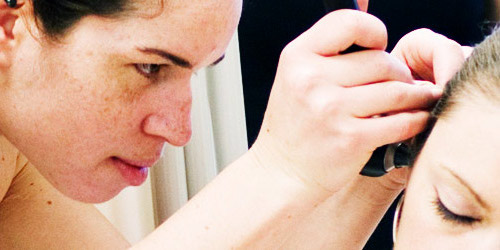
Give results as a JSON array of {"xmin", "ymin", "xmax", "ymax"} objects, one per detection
[
  {"xmin": 133, "ymin": 148, "xmax": 331, "ymax": 249},
  {"xmin": 135, "ymin": 147, "xmax": 403, "ymax": 250},
  {"xmin": 281, "ymin": 174, "xmax": 404, "ymax": 250}
]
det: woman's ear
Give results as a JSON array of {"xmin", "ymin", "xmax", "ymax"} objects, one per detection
[{"xmin": 0, "ymin": 0, "xmax": 24, "ymax": 69}]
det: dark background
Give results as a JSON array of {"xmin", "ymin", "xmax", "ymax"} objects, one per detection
[{"xmin": 238, "ymin": 0, "xmax": 493, "ymax": 249}]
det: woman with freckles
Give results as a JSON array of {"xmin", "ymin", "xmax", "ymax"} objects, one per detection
[{"xmin": 0, "ymin": 0, "xmax": 469, "ymax": 249}]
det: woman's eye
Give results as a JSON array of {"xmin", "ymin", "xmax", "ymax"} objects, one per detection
[
  {"xmin": 135, "ymin": 64, "xmax": 163, "ymax": 78},
  {"xmin": 433, "ymin": 198, "xmax": 481, "ymax": 226}
]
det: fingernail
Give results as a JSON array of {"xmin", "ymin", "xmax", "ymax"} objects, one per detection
[{"xmin": 431, "ymin": 87, "xmax": 443, "ymax": 98}]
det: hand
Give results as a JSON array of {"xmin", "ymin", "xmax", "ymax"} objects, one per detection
[
  {"xmin": 379, "ymin": 29, "xmax": 469, "ymax": 189},
  {"xmin": 391, "ymin": 28, "xmax": 468, "ymax": 87},
  {"xmin": 251, "ymin": 10, "xmax": 441, "ymax": 195}
]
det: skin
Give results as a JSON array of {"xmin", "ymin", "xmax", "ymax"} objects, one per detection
[
  {"xmin": 0, "ymin": 0, "xmax": 469, "ymax": 248},
  {"xmin": 0, "ymin": 0, "xmax": 242, "ymax": 203},
  {"xmin": 134, "ymin": 12, "xmax": 466, "ymax": 250},
  {"xmin": 395, "ymin": 98, "xmax": 500, "ymax": 249},
  {"xmin": 255, "ymin": 28, "xmax": 466, "ymax": 250}
]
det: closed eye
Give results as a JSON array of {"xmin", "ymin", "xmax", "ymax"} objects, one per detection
[{"xmin": 433, "ymin": 198, "xmax": 481, "ymax": 226}]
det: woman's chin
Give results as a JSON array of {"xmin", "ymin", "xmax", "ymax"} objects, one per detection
[
  {"xmin": 49, "ymin": 178, "xmax": 128, "ymax": 204},
  {"xmin": 66, "ymin": 186, "xmax": 125, "ymax": 204}
]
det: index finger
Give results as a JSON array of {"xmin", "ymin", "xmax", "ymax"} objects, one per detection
[
  {"xmin": 391, "ymin": 29, "xmax": 465, "ymax": 87},
  {"xmin": 294, "ymin": 10, "xmax": 387, "ymax": 56}
]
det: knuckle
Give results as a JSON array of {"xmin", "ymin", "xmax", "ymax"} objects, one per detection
[
  {"xmin": 297, "ymin": 67, "xmax": 321, "ymax": 86},
  {"xmin": 280, "ymin": 42, "xmax": 305, "ymax": 64},
  {"xmin": 336, "ymin": 11, "xmax": 366, "ymax": 39},
  {"xmin": 278, "ymin": 49, "xmax": 322, "ymax": 98},
  {"xmin": 414, "ymin": 28, "xmax": 459, "ymax": 47},
  {"xmin": 325, "ymin": 10, "xmax": 385, "ymax": 40},
  {"xmin": 337, "ymin": 124, "xmax": 361, "ymax": 149},
  {"xmin": 282, "ymin": 41, "xmax": 295, "ymax": 53},
  {"xmin": 325, "ymin": 9, "xmax": 358, "ymax": 23},
  {"xmin": 375, "ymin": 52, "xmax": 397, "ymax": 75},
  {"xmin": 415, "ymin": 28, "xmax": 436, "ymax": 35},
  {"xmin": 290, "ymin": 68, "xmax": 322, "ymax": 95},
  {"xmin": 440, "ymin": 36, "xmax": 463, "ymax": 51},
  {"xmin": 395, "ymin": 114, "xmax": 422, "ymax": 139},
  {"xmin": 308, "ymin": 91, "xmax": 344, "ymax": 117},
  {"xmin": 391, "ymin": 86, "xmax": 410, "ymax": 105},
  {"xmin": 399, "ymin": 28, "xmax": 435, "ymax": 45},
  {"xmin": 279, "ymin": 43, "xmax": 296, "ymax": 62},
  {"xmin": 407, "ymin": 28, "xmax": 436, "ymax": 39},
  {"xmin": 409, "ymin": 28, "xmax": 460, "ymax": 49},
  {"xmin": 340, "ymin": 10, "xmax": 361, "ymax": 29},
  {"xmin": 398, "ymin": 120, "xmax": 412, "ymax": 137}
]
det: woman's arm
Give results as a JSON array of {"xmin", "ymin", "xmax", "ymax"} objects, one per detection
[
  {"xmin": 133, "ymin": 150, "xmax": 330, "ymax": 249},
  {"xmin": 136, "ymin": 153, "xmax": 408, "ymax": 250},
  {"xmin": 281, "ymin": 29, "xmax": 467, "ymax": 250},
  {"xmin": 134, "ymin": 11, "xmax": 447, "ymax": 249}
]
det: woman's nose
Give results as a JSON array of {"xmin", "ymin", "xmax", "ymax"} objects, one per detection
[{"xmin": 142, "ymin": 85, "xmax": 193, "ymax": 147}]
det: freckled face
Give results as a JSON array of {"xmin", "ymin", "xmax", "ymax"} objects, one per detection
[
  {"xmin": 0, "ymin": 0, "xmax": 242, "ymax": 203},
  {"xmin": 395, "ymin": 100, "xmax": 500, "ymax": 249}
]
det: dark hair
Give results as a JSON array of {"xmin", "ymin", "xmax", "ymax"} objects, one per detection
[
  {"xmin": 410, "ymin": 27, "xmax": 500, "ymax": 164},
  {"xmin": 31, "ymin": 0, "xmax": 131, "ymax": 38}
]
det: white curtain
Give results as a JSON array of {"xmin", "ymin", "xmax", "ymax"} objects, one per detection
[{"xmin": 95, "ymin": 32, "xmax": 248, "ymax": 244}]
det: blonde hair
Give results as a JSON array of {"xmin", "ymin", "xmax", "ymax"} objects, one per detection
[
  {"xmin": 433, "ymin": 27, "xmax": 500, "ymax": 118},
  {"xmin": 411, "ymin": 27, "xmax": 500, "ymax": 163}
]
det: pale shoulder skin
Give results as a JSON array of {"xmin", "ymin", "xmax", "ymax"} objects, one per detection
[
  {"xmin": 0, "ymin": 140, "xmax": 130, "ymax": 249},
  {"xmin": 0, "ymin": 0, "xmax": 466, "ymax": 249}
]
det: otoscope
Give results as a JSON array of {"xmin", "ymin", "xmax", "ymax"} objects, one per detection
[{"xmin": 323, "ymin": 0, "xmax": 411, "ymax": 177}]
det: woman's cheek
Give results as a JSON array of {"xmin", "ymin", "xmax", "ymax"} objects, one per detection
[{"xmin": 395, "ymin": 167, "xmax": 443, "ymax": 248}]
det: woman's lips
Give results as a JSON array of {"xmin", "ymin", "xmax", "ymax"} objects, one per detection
[{"xmin": 111, "ymin": 157, "xmax": 153, "ymax": 186}]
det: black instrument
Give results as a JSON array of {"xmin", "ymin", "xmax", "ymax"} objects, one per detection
[{"xmin": 322, "ymin": 0, "xmax": 411, "ymax": 177}]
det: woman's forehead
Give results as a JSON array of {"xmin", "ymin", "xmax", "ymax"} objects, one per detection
[
  {"xmin": 60, "ymin": 0, "xmax": 241, "ymax": 68},
  {"xmin": 131, "ymin": 0, "xmax": 242, "ymax": 18},
  {"xmin": 129, "ymin": 0, "xmax": 242, "ymax": 64},
  {"xmin": 421, "ymin": 101, "xmax": 500, "ymax": 208}
]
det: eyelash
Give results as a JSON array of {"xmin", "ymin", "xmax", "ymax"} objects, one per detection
[
  {"xmin": 433, "ymin": 198, "xmax": 481, "ymax": 226},
  {"xmin": 134, "ymin": 63, "xmax": 165, "ymax": 80}
]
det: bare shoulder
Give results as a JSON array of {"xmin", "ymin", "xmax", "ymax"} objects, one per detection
[
  {"xmin": 0, "ymin": 136, "xmax": 23, "ymax": 202},
  {"xmin": 0, "ymin": 149, "xmax": 130, "ymax": 249}
]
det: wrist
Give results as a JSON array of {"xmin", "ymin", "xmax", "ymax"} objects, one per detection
[
  {"xmin": 281, "ymin": 172, "xmax": 404, "ymax": 249},
  {"xmin": 348, "ymin": 170, "xmax": 407, "ymax": 207},
  {"xmin": 249, "ymin": 138, "xmax": 334, "ymax": 198},
  {"xmin": 143, "ymin": 148, "xmax": 331, "ymax": 249}
]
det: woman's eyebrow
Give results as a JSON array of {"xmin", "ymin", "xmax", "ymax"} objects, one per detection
[
  {"xmin": 210, "ymin": 54, "xmax": 226, "ymax": 67},
  {"xmin": 137, "ymin": 47, "xmax": 193, "ymax": 69},
  {"xmin": 441, "ymin": 166, "xmax": 491, "ymax": 211},
  {"xmin": 136, "ymin": 48, "xmax": 225, "ymax": 69}
]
